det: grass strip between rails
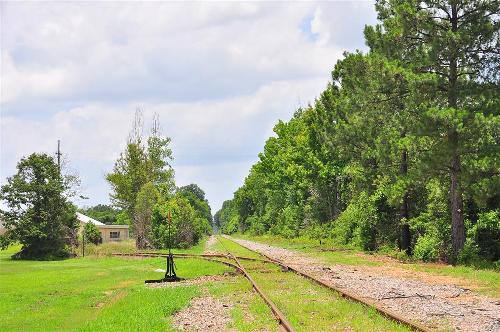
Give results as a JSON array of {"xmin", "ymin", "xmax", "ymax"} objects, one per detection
[{"xmin": 216, "ymin": 236, "xmax": 411, "ymax": 332}]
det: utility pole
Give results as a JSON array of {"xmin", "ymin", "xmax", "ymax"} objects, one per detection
[{"xmin": 56, "ymin": 140, "xmax": 62, "ymax": 171}]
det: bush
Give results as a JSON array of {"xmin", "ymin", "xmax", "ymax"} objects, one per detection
[
  {"xmin": 151, "ymin": 193, "xmax": 211, "ymax": 249},
  {"xmin": 83, "ymin": 222, "xmax": 102, "ymax": 245},
  {"xmin": 409, "ymin": 179, "xmax": 451, "ymax": 261},
  {"xmin": 457, "ymin": 210, "xmax": 499, "ymax": 267},
  {"xmin": 271, "ymin": 205, "xmax": 301, "ymax": 238},
  {"xmin": 305, "ymin": 224, "xmax": 329, "ymax": 243},
  {"xmin": 223, "ymin": 215, "xmax": 239, "ymax": 234},
  {"xmin": 457, "ymin": 239, "xmax": 481, "ymax": 265},
  {"xmin": 12, "ymin": 245, "xmax": 73, "ymax": 260},
  {"xmin": 473, "ymin": 210, "xmax": 500, "ymax": 261},
  {"xmin": 330, "ymin": 192, "xmax": 377, "ymax": 250},
  {"xmin": 248, "ymin": 215, "xmax": 266, "ymax": 235},
  {"xmin": 413, "ymin": 233, "xmax": 440, "ymax": 262}
]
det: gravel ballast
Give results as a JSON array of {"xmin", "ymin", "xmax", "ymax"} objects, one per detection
[
  {"xmin": 172, "ymin": 296, "xmax": 233, "ymax": 331},
  {"xmin": 226, "ymin": 236, "xmax": 500, "ymax": 332}
]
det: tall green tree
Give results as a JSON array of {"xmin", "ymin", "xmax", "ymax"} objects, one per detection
[
  {"xmin": 330, "ymin": 52, "xmax": 420, "ymax": 253},
  {"xmin": 177, "ymin": 184, "xmax": 213, "ymax": 223},
  {"xmin": 134, "ymin": 182, "xmax": 160, "ymax": 249},
  {"xmin": 80, "ymin": 204, "xmax": 120, "ymax": 225},
  {"xmin": 365, "ymin": 0, "xmax": 500, "ymax": 259},
  {"xmin": 217, "ymin": 0, "xmax": 498, "ymax": 265},
  {"xmin": 107, "ymin": 110, "xmax": 175, "ymax": 249},
  {"xmin": 0, "ymin": 153, "xmax": 78, "ymax": 259}
]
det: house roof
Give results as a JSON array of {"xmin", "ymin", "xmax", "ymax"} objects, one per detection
[
  {"xmin": 76, "ymin": 212, "xmax": 105, "ymax": 226},
  {"xmin": 76, "ymin": 212, "xmax": 129, "ymax": 229},
  {"xmin": 98, "ymin": 224, "xmax": 129, "ymax": 229}
]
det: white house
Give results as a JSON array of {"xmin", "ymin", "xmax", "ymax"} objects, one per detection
[
  {"xmin": 0, "ymin": 218, "xmax": 6, "ymax": 236},
  {"xmin": 76, "ymin": 212, "xmax": 129, "ymax": 243}
]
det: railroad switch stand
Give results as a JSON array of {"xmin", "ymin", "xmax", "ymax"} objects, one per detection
[
  {"xmin": 145, "ymin": 209, "xmax": 182, "ymax": 283},
  {"xmin": 145, "ymin": 251, "xmax": 181, "ymax": 283}
]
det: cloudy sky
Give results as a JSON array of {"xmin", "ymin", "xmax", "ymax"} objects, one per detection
[{"xmin": 0, "ymin": 1, "xmax": 377, "ymax": 213}]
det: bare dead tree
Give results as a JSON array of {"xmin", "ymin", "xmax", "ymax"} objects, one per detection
[{"xmin": 128, "ymin": 107, "xmax": 144, "ymax": 144}]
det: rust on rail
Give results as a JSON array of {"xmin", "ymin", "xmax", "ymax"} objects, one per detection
[
  {"xmin": 111, "ymin": 252, "xmax": 242, "ymax": 272},
  {"xmin": 113, "ymin": 250, "xmax": 295, "ymax": 331},
  {"xmin": 221, "ymin": 236, "xmax": 433, "ymax": 332},
  {"xmin": 214, "ymin": 237, "xmax": 296, "ymax": 332},
  {"xmin": 228, "ymin": 252, "xmax": 295, "ymax": 332}
]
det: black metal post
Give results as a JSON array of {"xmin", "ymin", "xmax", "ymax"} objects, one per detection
[
  {"xmin": 145, "ymin": 209, "xmax": 181, "ymax": 283},
  {"xmin": 82, "ymin": 232, "xmax": 85, "ymax": 257}
]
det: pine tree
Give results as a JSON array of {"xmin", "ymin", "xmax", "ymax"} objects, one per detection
[{"xmin": 365, "ymin": 0, "xmax": 500, "ymax": 260}]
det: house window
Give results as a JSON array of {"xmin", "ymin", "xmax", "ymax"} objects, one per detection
[{"xmin": 110, "ymin": 231, "xmax": 120, "ymax": 239}]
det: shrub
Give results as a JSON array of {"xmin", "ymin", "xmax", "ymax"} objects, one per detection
[
  {"xmin": 331, "ymin": 192, "xmax": 377, "ymax": 250},
  {"xmin": 151, "ymin": 193, "xmax": 211, "ymax": 249},
  {"xmin": 248, "ymin": 215, "xmax": 266, "ymax": 235},
  {"xmin": 474, "ymin": 210, "xmax": 500, "ymax": 261},
  {"xmin": 223, "ymin": 215, "xmax": 239, "ymax": 234},
  {"xmin": 83, "ymin": 222, "xmax": 102, "ymax": 245},
  {"xmin": 457, "ymin": 239, "xmax": 481, "ymax": 266},
  {"xmin": 305, "ymin": 224, "xmax": 329, "ymax": 243},
  {"xmin": 413, "ymin": 233, "xmax": 440, "ymax": 262},
  {"xmin": 409, "ymin": 179, "xmax": 451, "ymax": 261},
  {"xmin": 272, "ymin": 205, "xmax": 301, "ymax": 238}
]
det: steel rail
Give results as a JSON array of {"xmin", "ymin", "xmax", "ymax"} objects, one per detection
[
  {"xmin": 215, "ymin": 237, "xmax": 296, "ymax": 332},
  {"xmin": 111, "ymin": 252, "xmax": 242, "ymax": 271},
  {"xmin": 222, "ymin": 236, "xmax": 433, "ymax": 332},
  {"xmin": 113, "ymin": 250, "xmax": 295, "ymax": 331},
  {"xmin": 134, "ymin": 251, "xmax": 274, "ymax": 263}
]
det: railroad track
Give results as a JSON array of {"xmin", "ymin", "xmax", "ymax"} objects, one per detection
[
  {"xmin": 112, "ymin": 250, "xmax": 294, "ymax": 331},
  {"xmin": 113, "ymin": 236, "xmax": 432, "ymax": 332},
  {"xmin": 214, "ymin": 236, "xmax": 295, "ymax": 332},
  {"xmin": 111, "ymin": 252, "xmax": 242, "ymax": 271},
  {"xmin": 221, "ymin": 235, "xmax": 433, "ymax": 332}
]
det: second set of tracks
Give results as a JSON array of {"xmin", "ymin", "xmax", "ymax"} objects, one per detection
[{"xmin": 113, "ymin": 235, "xmax": 432, "ymax": 332}]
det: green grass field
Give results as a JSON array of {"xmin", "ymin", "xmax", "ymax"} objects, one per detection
[
  {"xmin": 5, "ymin": 234, "xmax": 494, "ymax": 331},
  {"xmin": 0, "ymin": 241, "xmax": 277, "ymax": 332}
]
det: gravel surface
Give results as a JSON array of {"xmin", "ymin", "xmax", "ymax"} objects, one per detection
[
  {"xmin": 204, "ymin": 235, "xmax": 219, "ymax": 255},
  {"xmin": 146, "ymin": 274, "xmax": 236, "ymax": 288},
  {"xmin": 173, "ymin": 296, "xmax": 233, "ymax": 331},
  {"xmin": 226, "ymin": 236, "xmax": 500, "ymax": 332}
]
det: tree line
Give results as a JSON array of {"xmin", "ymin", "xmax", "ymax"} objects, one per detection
[
  {"xmin": 215, "ymin": 0, "xmax": 499, "ymax": 264},
  {"xmin": 0, "ymin": 110, "xmax": 212, "ymax": 258}
]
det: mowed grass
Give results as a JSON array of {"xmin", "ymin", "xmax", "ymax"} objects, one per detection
[
  {"xmin": 0, "ymin": 241, "xmax": 278, "ymax": 331},
  {"xmin": 216, "ymin": 236, "xmax": 410, "ymax": 332},
  {"xmin": 234, "ymin": 233, "xmax": 500, "ymax": 297},
  {"xmin": 82, "ymin": 236, "xmax": 208, "ymax": 257}
]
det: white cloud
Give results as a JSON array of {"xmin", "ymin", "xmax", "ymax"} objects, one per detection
[
  {"xmin": 1, "ymin": 77, "xmax": 326, "ymax": 210},
  {"xmin": 1, "ymin": 1, "xmax": 377, "ymax": 211}
]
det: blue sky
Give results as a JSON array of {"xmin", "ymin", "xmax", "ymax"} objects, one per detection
[{"xmin": 0, "ymin": 1, "xmax": 377, "ymax": 213}]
